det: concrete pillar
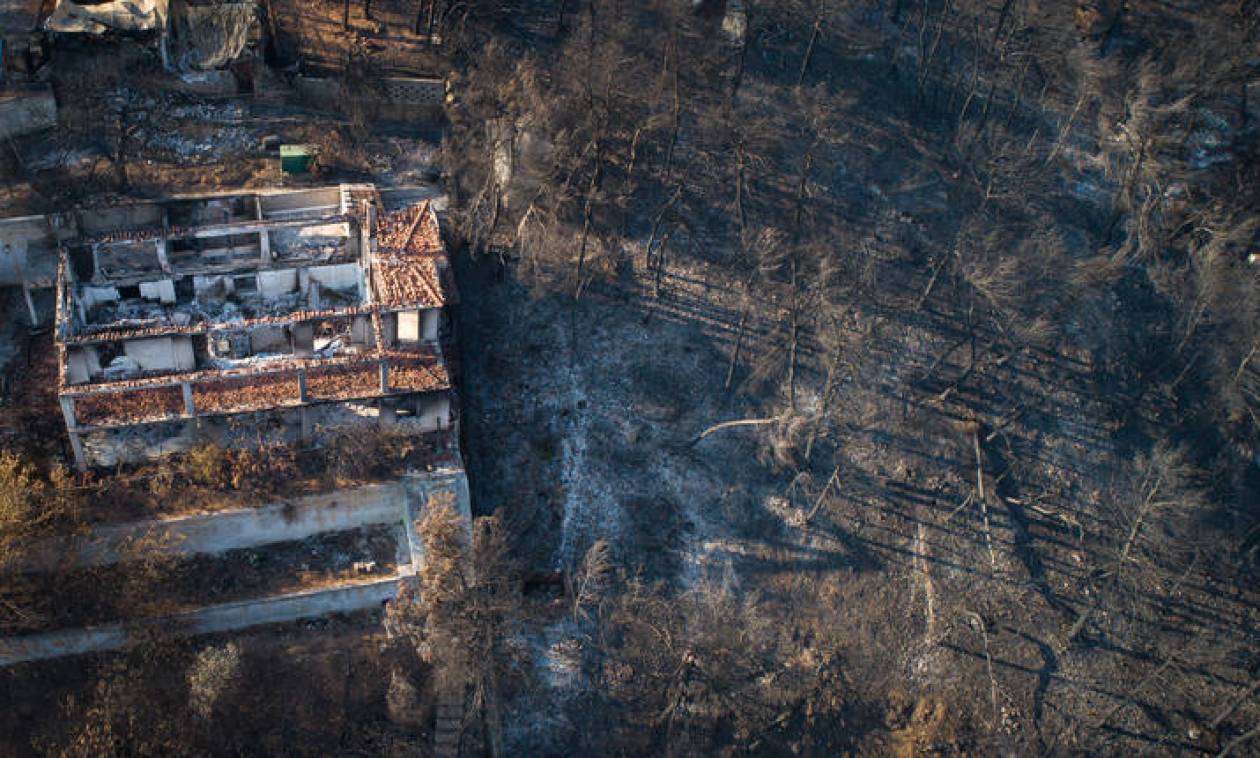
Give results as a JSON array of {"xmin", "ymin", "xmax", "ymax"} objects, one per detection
[
  {"xmin": 181, "ymin": 382, "xmax": 195, "ymax": 416},
  {"xmin": 300, "ymin": 407, "xmax": 313, "ymax": 440},
  {"xmin": 379, "ymin": 361, "xmax": 389, "ymax": 393},
  {"xmin": 155, "ymin": 238, "xmax": 171, "ymax": 273},
  {"xmin": 379, "ymin": 401, "xmax": 396, "ymax": 426},
  {"xmin": 297, "ymin": 370, "xmax": 308, "ymax": 402},
  {"xmin": 21, "ymin": 282, "xmax": 37, "ymax": 326},
  {"xmin": 259, "ymin": 230, "xmax": 271, "ymax": 264},
  {"xmin": 59, "ymin": 396, "xmax": 87, "ymax": 471}
]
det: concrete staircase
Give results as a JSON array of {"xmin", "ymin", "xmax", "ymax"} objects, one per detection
[{"xmin": 433, "ymin": 686, "xmax": 465, "ymax": 758}]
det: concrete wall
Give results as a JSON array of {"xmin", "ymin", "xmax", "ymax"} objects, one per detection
[
  {"xmin": 18, "ymin": 472, "xmax": 467, "ymax": 574},
  {"xmin": 258, "ymin": 268, "xmax": 298, "ymax": 297},
  {"xmin": 194, "ymin": 273, "xmax": 235, "ymax": 296},
  {"xmin": 0, "ymin": 215, "xmax": 59, "ymax": 288},
  {"xmin": 81, "ymin": 286, "xmax": 120, "ymax": 308},
  {"xmin": 382, "ymin": 312, "xmax": 398, "ymax": 345},
  {"xmin": 0, "ymin": 469, "xmax": 472, "ymax": 666},
  {"xmin": 0, "ymin": 218, "xmax": 41, "ymax": 284},
  {"xmin": 250, "ymin": 325, "xmax": 289, "ymax": 353},
  {"xmin": 124, "ymin": 336, "xmax": 196, "ymax": 372},
  {"xmin": 21, "ymin": 482, "xmax": 407, "ymax": 573},
  {"xmin": 68, "ymin": 347, "xmax": 97, "ymax": 384},
  {"xmin": 259, "ymin": 187, "xmax": 341, "ymax": 218},
  {"xmin": 0, "ymin": 86, "xmax": 56, "ymax": 140},
  {"xmin": 373, "ymin": 77, "xmax": 445, "ymax": 124},
  {"xmin": 400, "ymin": 468, "xmax": 470, "ymax": 569},
  {"xmin": 67, "ymin": 346, "xmax": 102, "ymax": 384},
  {"xmin": 83, "ymin": 421, "xmax": 200, "ymax": 468},
  {"xmin": 0, "ymin": 232, "xmax": 30, "ymax": 283},
  {"xmin": 266, "ymin": 75, "xmax": 444, "ymax": 126},
  {"xmin": 395, "ymin": 310, "xmax": 438, "ymax": 342},
  {"xmin": 173, "ymin": 336, "xmax": 196, "ymax": 370},
  {"xmin": 422, "ymin": 308, "xmax": 440, "ymax": 342},
  {"xmin": 351, "ymin": 315, "xmax": 375, "ymax": 346},
  {"xmin": 291, "ymin": 75, "xmax": 341, "ymax": 106},
  {"xmin": 78, "ymin": 204, "xmax": 163, "ymax": 235},
  {"xmin": 398, "ymin": 310, "xmax": 420, "ymax": 343},
  {"xmin": 139, "ymin": 279, "xmax": 176, "ymax": 304},
  {"xmin": 0, "ymin": 577, "xmax": 401, "ymax": 667},
  {"xmin": 307, "ymin": 262, "xmax": 359, "ymax": 291},
  {"xmin": 418, "ymin": 394, "xmax": 451, "ymax": 431}
]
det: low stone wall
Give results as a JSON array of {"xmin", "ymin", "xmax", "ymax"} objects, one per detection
[
  {"xmin": 265, "ymin": 74, "xmax": 445, "ymax": 125},
  {"xmin": 372, "ymin": 76, "xmax": 445, "ymax": 123}
]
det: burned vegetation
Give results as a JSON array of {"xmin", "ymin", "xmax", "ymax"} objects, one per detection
[
  {"xmin": 443, "ymin": 0, "xmax": 1260, "ymax": 754},
  {"xmin": 0, "ymin": 0, "xmax": 1258, "ymax": 755}
]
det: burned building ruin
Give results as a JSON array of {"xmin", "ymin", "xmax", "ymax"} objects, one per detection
[{"xmin": 53, "ymin": 185, "xmax": 456, "ymax": 470}]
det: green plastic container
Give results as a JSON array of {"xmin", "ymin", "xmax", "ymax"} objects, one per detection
[{"xmin": 280, "ymin": 144, "xmax": 315, "ymax": 174}]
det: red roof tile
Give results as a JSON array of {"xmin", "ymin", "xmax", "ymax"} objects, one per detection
[{"xmin": 372, "ymin": 202, "xmax": 449, "ymax": 308}]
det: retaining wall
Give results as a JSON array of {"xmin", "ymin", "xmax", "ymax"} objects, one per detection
[
  {"xmin": 3, "ymin": 468, "xmax": 470, "ymax": 666},
  {"xmin": 0, "ymin": 576, "xmax": 401, "ymax": 666},
  {"xmin": 22, "ymin": 468, "xmax": 471, "ymax": 572},
  {"xmin": 21, "ymin": 481, "xmax": 406, "ymax": 573}
]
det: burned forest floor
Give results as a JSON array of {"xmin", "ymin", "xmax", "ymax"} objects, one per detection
[
  {"xmin": 0, "ymin": 0, "xmax": 1258, "ymax": 754},
  {"xmin": 447, "ymin": 2, "xmax": 1260, "ymax": 751},
  {"xmin": 456, "ymin": 226, "xmax": 1260, "ymax": 754}
]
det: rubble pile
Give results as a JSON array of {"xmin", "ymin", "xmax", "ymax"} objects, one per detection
[
  {"xmin": 375, "ymin": 203, "xmax": 442, "ymax": 254},
  {"xmin": 372, "ymin": 202, "xmax": 449, "ymax": 308},
  {"xmin": 307, "ymin": 365, "xmax": 379, "ymax": 400},
  {"xmin": 193, "ymin": 373, "xmax": 300, "ymax": 413},
  {"xmin": 76, "ymin": 386, "xmax": 184, "ymax": 426},
  {"xmin": 387, "ymin": 355, "xmax": 449, "ymax": 392},
  {"xmin": 374, "ymin": 256, "xmax": 444, "ymax": 308}
]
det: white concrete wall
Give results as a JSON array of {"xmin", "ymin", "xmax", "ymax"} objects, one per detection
[
  {"xmin": 20, "ymin": 482, "xmax": 406, "ymax": 572},
  {"xmin": 307, "ymin": 263, "xmax": 359, "ymax": 291},
  {"xmin": 421, "ymin": 308, "xmax": 440, "ymax": 342},
  {"xmin": 67, "ymin": 347, "xmax": 101, "ymax": 384},
  {"xmin": 124, "ymin": 336, "xmax": 195, "ymax": 372},
  {"xmin": 418, "ymin": 394, "xmax": 450, "ymax": 431},
  {"xmin": 81, "ymin": 286, "xmax": 120, "ymax": 308},
  {"xmin": 139, "ymin": 279, "xmax": 176, "ymax": 304},
  {"xmin": 194, "ymin": 274, "xmax": 235, "ymax": 296},
  {"xmin": 351, "ymin": 315, "xmax": 375, "ymax": 346},
  {"xmin": 0, "ymin": 577, "xmax": 402, "ymax": 667},
  {"xmin": 258, "ymin": 268, "xmax": 298, "ymax": 298},
  {"xmin": 172, "ymin": 336, "xmax": 195, "ymax": 369},
  {"xmin": 397, "ymin": 310, "xmax": 420, "ymax": 343},
  {"xmin": 259, "ymin": 188, "xmax": 342, "ymax": 218},
  {"xmin": 295, "ymin": 221, "xmax": 350, "ymax": 239}
]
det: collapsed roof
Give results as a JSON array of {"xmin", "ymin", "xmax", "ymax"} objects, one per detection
[
  {"xmin": 166, "ymin": 0, "xmax": 255, "ymax": 71},
  {"xmin": 46, "ymin": 0, "xmax": 170, "ymax": 34}
]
